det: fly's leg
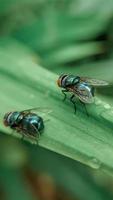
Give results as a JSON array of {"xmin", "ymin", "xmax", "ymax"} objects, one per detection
[
  {"xmin": 62, "ymin": 89, "xmax": 68, "ymax": 101},
  {"xmin": 10, "ymin": 127, "xmax": 22, "ymax": 138},
  {"xmin": 31, "ymin": 132, "xmax": 40, "ymax": 145},
  {"xmin": 29, "ymin": 134, "xmax": 39, "ymax": 145},
  {"xmin": 21, "ymin": 131, "xmax": 39, "ymax": 145},
  {"xmin": 79, "ymin": 100, "xmax": 89, "ymax": 117},
  {"xmin": 17, "ymin": 129, "xmax": 25, "ymax": 140},
  {"xmin": 27, "ymin": 123, "xmax": 41, "ymax": 145},
  {"xmin": 70, "ymin": 95, "xmax": 76, "ymax": 114}
]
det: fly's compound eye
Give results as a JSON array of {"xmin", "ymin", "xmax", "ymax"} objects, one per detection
[
  {"xmin": 57, "ymin": 74, "xmax": 67, "ymax": 87},
  {"xmin": 57, "ymin": 78, "xmax": 61, "ymax": 87},
  {"xmin": 3, "ymin": 112, "xmax": 12, "ymax": 126}
]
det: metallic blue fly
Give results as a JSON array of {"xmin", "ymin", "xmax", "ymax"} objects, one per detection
[
  {"xmin": 3, "ymin": 108, "xmax": 47, "ymax": 139},
  {"xmin": 57, "ymin": 74, "xmax": 109, "ymax": 115}
]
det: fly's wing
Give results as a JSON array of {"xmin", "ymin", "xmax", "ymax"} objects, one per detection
[
  {"xmin": 28, "ymin": 123, "xmax": 40, "ymax": 137},
  {"xmin": 80, "ymin": 77, "xmax": 109, "ymax": 87},
  {"xmin": 21, "ymin": 107, "xmax": 52, "ymax": 114},
  {"xmin": 21, "ymin": 125, "xmax": 39, "ymax": 139},
  {"xmin": 74, "ymin": 83, "xmax": 94, "ymax": 104}
]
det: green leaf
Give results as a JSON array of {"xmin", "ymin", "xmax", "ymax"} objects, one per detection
[
  {"xmin": 43, "ymin": 42, "xmax": 103, "ymax": 65},
  {"xmin": 11, "ymin": 0, "xmax": 113, "ymax": 53},
  {"xmin": 1, "ymin": 135, "xmax": 113, "ymax": 200},
  {"xmin": 1, "ymin": 38, "xmax": 113, "ymax": 176},
  {"xmin": 12, "ymin": 14, "xmax": 107, "ymax": 53},
  {"xmin": 30, "ymin": 145, "xmax": 113, "ymax": 200}
]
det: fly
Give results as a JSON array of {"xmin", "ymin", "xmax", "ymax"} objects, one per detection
[{"xmin": 57, "ymin": 74, "xmax": 109, "ymax": 115}]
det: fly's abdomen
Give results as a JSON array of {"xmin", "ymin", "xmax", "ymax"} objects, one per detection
[{"xmin": 22, "ymin": 114, "xmax": 44, "ymax": 136}]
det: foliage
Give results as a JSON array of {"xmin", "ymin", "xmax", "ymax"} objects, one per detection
[{"xmin": 0, "ymin": 0, "xmax": 113, "ymax": 200}]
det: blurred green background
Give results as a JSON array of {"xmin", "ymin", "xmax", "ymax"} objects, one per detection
[{"xmin": 1, "ymin": 0, "xmax": 113, "ymax": 200}]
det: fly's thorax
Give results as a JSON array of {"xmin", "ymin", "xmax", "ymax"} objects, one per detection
[
  {"xmin": 22, "ymin": 113, "xmax": 44, "ymax": 135},
  {"xmin": 3, "ymin": 111, "xmax": 20, "ymax": 127},
  {"xmin": 65, "ymin": 75, "xmax": 80, "ymax": 87},
  {"xmin": 57, "ymin": 74, "xmax": 80, "ymax": 88}
]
